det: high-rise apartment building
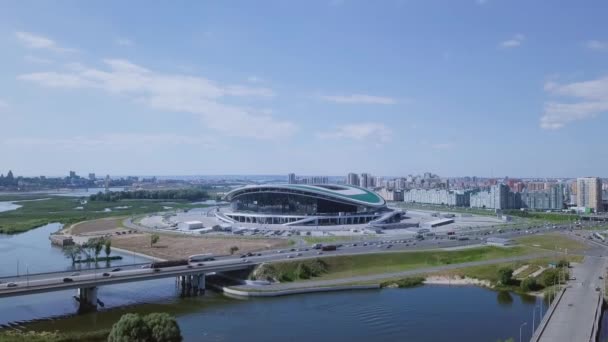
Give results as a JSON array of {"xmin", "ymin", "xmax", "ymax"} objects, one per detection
[
  {"xmin": 287, "ymin": 173, "xmax": 296, "ymax": 184},
  {"xmin": 577, "ymin": 177, "xmax": 603, "ymax": 212},
  {"xmin": 346, "ymin": 173, "xmax": 360, "ymax": 186}
]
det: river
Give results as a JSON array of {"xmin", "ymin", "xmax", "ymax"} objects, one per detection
[{"xmin": 1, "ymin": 224, "xmax": 547, "ymax": 341}]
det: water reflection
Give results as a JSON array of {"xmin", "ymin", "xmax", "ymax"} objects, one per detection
[{"xmin": 497, "ymin": 291, "xmax": 513, "ymax": 306}]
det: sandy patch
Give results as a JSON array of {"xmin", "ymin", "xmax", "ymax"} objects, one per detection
[
  {"xmin": 111, "ymin": 233, "xmax": 289, "ymax": 260},
  {"xmin": 424, "ymin": 275, "xmax": 492, "ymax": 287}
]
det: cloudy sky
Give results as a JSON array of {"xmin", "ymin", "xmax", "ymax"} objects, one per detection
[{"xmin": 1, "ymin": 0, "xmax": 607, "ymax": 178}]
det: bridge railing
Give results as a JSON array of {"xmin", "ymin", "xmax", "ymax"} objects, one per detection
[{"xmin": 0, "ymin": 262, "xmax": 150, "ymax": 281}]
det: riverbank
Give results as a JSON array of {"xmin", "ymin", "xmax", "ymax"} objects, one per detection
[{"xmin": 0, "ymin": 195, "xmax": 210, "ymax": 234}]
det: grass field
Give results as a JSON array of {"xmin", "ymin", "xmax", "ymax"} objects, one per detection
[
  {"xmin": 515, "ymin": 233, "xmax": 588, "ymax": 252},
  {"xmin": 263, "ymin": 245, "xmax": 536, "ymax": 282},
  {"xmin": 0, "ymin": 196, "xmax": 209, "ymax": 234}
]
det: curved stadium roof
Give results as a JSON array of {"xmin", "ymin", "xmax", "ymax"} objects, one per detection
[{"xmin": 224, "ymin": 184, "xmax": 386, "ymax": 208}]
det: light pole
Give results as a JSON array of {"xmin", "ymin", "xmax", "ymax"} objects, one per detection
[{"xmin": 520, "ymin": 322, "xmax": 527, "ymax": 342}]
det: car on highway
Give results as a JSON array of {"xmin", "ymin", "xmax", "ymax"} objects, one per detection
[
  {"xmin": 111, "ymin": 268, "xmax": 121, "ymax": 272},
  {"xmin": 317, "ymin": 252, "xmax": 323, "ymax": 255},
  {"xmin": 6, "ymin": 283, "xmax": 17, "ymax": 288},
  {"xmin": 102, "ymin": 273, "xmax": 111, "ymax": 277},
  {"xmin": 287, "ymin": 255, "xmax": 294, "ymax": 259},
  {"xmin": 70, "ymin": 272, "xmax": 80, "ymax": 276},
  {"xmin": 63, "ymin": 277, "xmax": 73, "ymax": 283}
]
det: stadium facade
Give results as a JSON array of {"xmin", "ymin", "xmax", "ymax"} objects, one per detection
[{"xmin": 219, "ymin": 184, "xmax": 402, "ymax": 226}]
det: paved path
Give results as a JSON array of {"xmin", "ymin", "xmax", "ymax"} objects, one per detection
[
  {"xmin": 232, "ymin": 252, "xmax": 556, "ymax": 291},
  {"xmin": 535, "ymin": 256, "xmax": 606, "ymax": 342}
]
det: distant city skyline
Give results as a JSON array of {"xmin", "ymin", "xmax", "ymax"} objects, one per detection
[{"xmin": 1, "ymin": 1, "xmax": 608, "ymax": 177}]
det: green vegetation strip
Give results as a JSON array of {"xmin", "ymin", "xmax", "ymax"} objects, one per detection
[
  {"xmin": 0, "ymin": 196, "xmax": 210, "ymax": 234},
  {"xmin": 515, "ymin": 233, "xmax": 588, "ymax": 252},
  {"xmin": 251, "ymin": 246, "xmax": 535, "ymax": 283}
]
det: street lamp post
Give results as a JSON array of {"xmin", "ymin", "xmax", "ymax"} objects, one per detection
[{"xmin": 520, "ymin": 322, "xmax": 527, "ymax": 342}]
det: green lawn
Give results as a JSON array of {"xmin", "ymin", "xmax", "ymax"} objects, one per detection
[
  {"xmin": 265, "ymin": 246, "xmax": 535, "ymax": 282},
  {"xmin": 515, "ymin": 233, "xmax": 587, "ymax": 253},
  {"xmin": 0, "ymin": 196, "xmax": 209, "ymax": 234}
]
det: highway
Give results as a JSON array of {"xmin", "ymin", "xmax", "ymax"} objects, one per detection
[{"xmin": 0, "ymin": 222, "xmax": 592, "ymax": 300}]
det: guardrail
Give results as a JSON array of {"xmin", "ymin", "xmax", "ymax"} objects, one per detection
[
  {"xmin": 530, "ymin": 286, "xmax": 567, "ymax": 342},
  {"xmin": 0, "ymin": 262, "xmax": 150, "ymax": 281}
]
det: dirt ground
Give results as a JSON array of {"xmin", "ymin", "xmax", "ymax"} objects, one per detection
[
  {"xmin": 68, "ymin": 217, "xmax": 130, "ymax": 236},
  {"xmin": 111, "ymin": 233, "xmax": 289, "ymax": 260}
]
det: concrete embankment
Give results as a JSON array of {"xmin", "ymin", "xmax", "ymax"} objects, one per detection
[{"xmin": 222, "ymin": 284, "xmax": 381, "ymax": 297}]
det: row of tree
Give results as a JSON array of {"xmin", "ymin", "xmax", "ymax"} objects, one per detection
[
  {"xmin": 63, "ymin": 237, "xmax": 113, "ymax": 264},
  {"xmin": 89, "ymin": 188, "xmax": 210, "ymax": 202}
]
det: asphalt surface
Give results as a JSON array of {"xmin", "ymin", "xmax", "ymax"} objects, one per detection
[{"xmin": 535, "ymin": 234, "xmax": 608, "ymax": 342}]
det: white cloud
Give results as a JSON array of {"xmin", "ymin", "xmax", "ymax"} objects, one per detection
[
  {"xmin": 3, "ymin": 133, "xmax": 216, "ymax": 151},
  {"xmin": 499, "ymin": 34, "xmax": 525, "ymax": 49},
  {"xmin": 318, "ymin": 122, "xmax": 392, "ymax": 144},
  {"xmin": 319, "ymin": 94, "xmax": 397, "ymax": 105},
  {"xmin": 585, "ymin": 40, "xmax": 608, "ymax": 51},
  {"xmin": 115, "ymin": 38, "xmax": 134, "ymax": 46},
  {"xmin": 15, "ymin": 31, "xmax": 76, "ymax": 53},
  {"xmin": 18, "ymin": 59, "xmax": 296, "ymax": 140},
  {"xmin": 540, "ymin": 76, "xmax": 608, "ymax": 129}
]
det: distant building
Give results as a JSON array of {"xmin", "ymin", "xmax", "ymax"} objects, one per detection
[
  {"xmin": 577, "ymin": 177, "xmax": 603, "ymax": 212},
  {"xmin": 360, "ymin": 173, "xmax": 370, "ymax": 188},
  {"xmin": 88, "ymin": 173, "xmax": 96, "ymax": 181},
  {"xmin": 69, "ymin": 171, "xmax": 76, "ymax": 178},
  {"xmin": 377, "ymin": 188, "xmax": 404, "ymax": 201},
  {"xmin": 470, "ymin": 184, "xmax": 516, "ymax": 210},
  {"xmin": 287, "ymin": 173, "xmax": 296, "ymax": 184},
  {"xmin": 347, "ymin": 173, "xmax": 360, "ymax": 186},
  {"xmin": 403, "ymin": 189, "xmax": 470, "ymax": 207}
]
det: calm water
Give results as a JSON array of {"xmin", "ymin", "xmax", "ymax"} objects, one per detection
[
  {"xmin": 1, "ymin": 224, "xmax": 547, "ymax": 341},
  {"xmin": 0, "ymin": 201, "xmax": 21, "ymax": 213}
]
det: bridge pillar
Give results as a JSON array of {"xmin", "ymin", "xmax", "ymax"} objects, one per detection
[{"xmin": 76, "ymin": 287, "xmax": 98, "ymax": 312}]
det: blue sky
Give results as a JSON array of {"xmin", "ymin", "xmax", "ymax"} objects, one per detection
[{"xmin": 1, "ymin": 0, "xmax": 607, "ymax": 178}]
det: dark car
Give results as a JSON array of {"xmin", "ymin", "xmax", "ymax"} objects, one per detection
[
  {"xmin": 111, "ymin": 268, "xmax": 121, "ymax": 272},
  {"xmin": 386, "ymin": 244, "xmax": 393, "ymax": 249},
  {"xmin": 153, "ymin": 268, "xmax": 161, "ymax": 272},
  {"xmin": 240, "ymin": 254, "xmax": 247, "ymax": 258},
  {"xmin": 102, "ymin": 273, "xmax": 111, "ymax": 277},
  {"xmin": 257, "ymin": 253, "xmax": 262, "ymax": 256},
  {"xmin": 62, "ymin": 277, "xmax": 73, "ymax": 283},
  {"xmin": 187, "ymin": 265, "xmax": 194, "ymax": 269}
]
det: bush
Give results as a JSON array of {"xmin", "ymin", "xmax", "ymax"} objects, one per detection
[
  {"xmin": 108, "ymin": 313, "xmax": 151, "ymax": 342},
  {"xmin": 498, "ymin": 267, "xmax": 514, "ymax": 285},
  {"xmin": 108, "ymin": 313, "xmax": 182, "ymax": 342},
  {"xmin": 520, "ymin": 277, "xmax": 539, "ymax": 292},
  {"xmin": 143, "ymin": 313, "xmax": 182, "ymax": 342},
  {"xmin": 540, "ymin": 268, "xmax": 568, "ymax": 287}
]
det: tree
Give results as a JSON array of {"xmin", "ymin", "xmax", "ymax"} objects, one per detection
[
  {"xmin": 108, "ymin": 313, "xmax": 152, "ymax": 342},
  {"xmin": 520, "ymin": 277, "xmax": 538, "ymax": 292},
  {"xmin": 150, "ymin": 234, "xmax": 160, "ymax": 248},
  {"xmin": 104, "ymin": 239, "xmax": 112, "ymax": 258},
  {"xmin": 541, "ymin": 269, "xmax": 560, "ymax": 287},
  {"xmin": 94, "ymin": 241, "xmax": 103, "ymax": 261},
  {"xmin": 229, "ymin": 246, "xmax": 239, "ymax": 255},
  {"xmin": 498, "ymin": 267, "xmax": 514, "ymax": 285},
  {"xmin": 63, "ymin": 245, "xmax": 81, "ymax": 265},
  {"xmin": 143, "ymin": 313, "xmax": 182, "ymax": 342},
  {"xmin": 108, "ymin": 313, "xmax": 182, "ymax": 342}
]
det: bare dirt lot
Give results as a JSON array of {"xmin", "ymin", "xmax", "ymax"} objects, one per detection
[
  {"xmin": 68, "ymin": 217, "xmax": 129, "ymax": 236},
  {"xmin": 111, "ymin": 233, "xmax": 290, "ymax": 260}
]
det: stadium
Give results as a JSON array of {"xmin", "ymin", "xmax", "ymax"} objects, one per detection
[{"xmin": 218, "ymin": 184, "xmax": 403, "ymax": 226}]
